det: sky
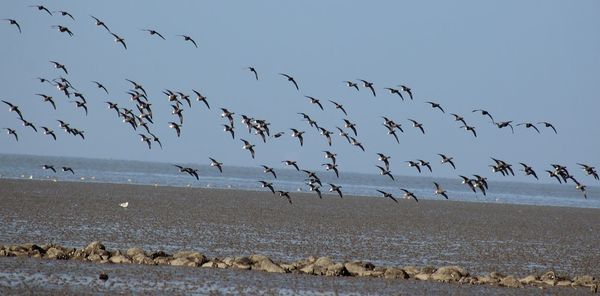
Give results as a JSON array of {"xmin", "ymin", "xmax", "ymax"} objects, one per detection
[{"xmin": 1, "ymin": 1, "xmax": 599, "ymax": 184}]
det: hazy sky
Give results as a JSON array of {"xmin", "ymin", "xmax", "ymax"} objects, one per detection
[{"xmin": 1, "ymin": 1, "xmax": 599, "ymax": 184}]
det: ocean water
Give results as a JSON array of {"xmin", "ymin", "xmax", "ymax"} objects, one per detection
[{"xmin": 0, "ymin": 153, "xmax": 598, "ymax": 209}]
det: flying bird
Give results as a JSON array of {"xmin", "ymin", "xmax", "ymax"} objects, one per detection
[
  {"xmin": 460, "ymin": 125, "xmax": 477, "ymax": 137},
  {"xmin": 111, "ymin": 32, "xmax": 127, "ymax": 49},
  {"xmin": 426, "ymin": 101, "xmax": 445, "ymax": 113},
  {"xmin": 91, "ymin": 81, "xmax": 109, "ymax": 94},
  {"xmin": 329, "ymin": 183, "xmax": 343, "ymax": 198},
  {"xmin": 376, "ymin": 190, "xmax": 398, "ymax": 203},
  {"xmin": 241, "ymin": 139, "xmax": 256, "ymax": 158},
  {"xmin": 41, "ymin": 127, "xmax": 56, "ymax": 140},
  {"xmin": 261, "ymin": 165, "xmax": 277, "ymax": 179},
  {"xmin": 376, "ymin": 165, "xmax": 394, "ymax": 181},
  {"xmin": 178, "ymin": 34, "xmax": 197, "ymax": 48},
  {"xmin": 384, "ymin": 87, "xmax": 404, "ymax": 100},
  {"xmin": 279, "ymin": 73, "xmax": 299, "ymax": 90},
  {"xmin": 192, "ymin": 90, "xmax": 210, "ymax": 109},
  {"xmin": 433, "ymin": 182, "xmax": 448, "ymax": 199},
  {"xmin": 537, "ymin": 122, "xmax": 557, "ymax": 134},
  {"xmin": 329, "ymin": 100, "xmax": 347, "ymax": 116},
  {"xmin": 258, "ymin": 181, "xmax": 275, "ymax": 194},
  {"xmin": 399, "ymin": 85, "xmax": 413, "ymax": 100},
  {"xmin": 343, "ymin": 81, "xmax": 359, "ymax": 91},
  {"xmin": 282, "ymin": 160, "xmax": 299, "ymax": 171},
  {"xmin": 29, "ymin": 5, "xmax": 53, "ymax": 16},
  {"xmin": 209, "ymin": 157, "xmax": 223, "ymax": 173},
  {"xmin": 516, "ymin": 122, "xmax": 540, "ymax": 133},
  {"xmin": 54, "ymin": 10, "xmax": 75, "ymax": 20},
  {"xmin": 438, "ymin": 154, "xmax": 456, "ymax": 169},
  {"xmin": 247, "ymin": 67, "xmax": 259, "ymax": 80},
  {"xmin": 51, "ymin": 25, "xmax": 73, "ymax": 36},
  {"xmin": 50, "ymin": 61, "xmax": 68, "ymax": 74},
  {"xmin": 42, "ymin": 164, "xmax": 56, "ymax": 173},
  {"xmin": 168, "ymin": 122, "xmax": 181, "ymax": 137},
  {"xmin": 276, "ymin": 191, "xmax": 293, "ymax": 204},
  {"xmin": 3, "ymin": 128, "xmax": 18, "ymax": 141},
  {"xmin": 3, "ymin": 19, "xmax": 21, "ymax": 33},
  {"xmin": 400, "ymin": 189, "xmax": 419, "ymax": 202},
  {"xmin": 19, "ymin": 118, "xmax": 37, "ymax": 132},
  {"xmin": 91, "ymin": 15, "xmax": 110, "ymax": 32},
  {"xmin": 290, "ymin": 128, "xmax": 305, "ymax": 146},
  {"xmin": 408, "ymin": 119, "xmax": 425, "ymax": 134},
  {"xmin": 2, "ymin": 100, "xmax": 24, "ymax": 119},
  {"xmin": 472, "ymin": 109, "xmax": 494, "ymax": 122},
  {"xmin": 359, "ymin": 79, "xmax": 376, "ymax": 97},
  {"xmin": 305, "ymin": 96, "xmax": 324, "ymax": 110},
  {"xmin": 61, "ymin": 166, "xmax": 75, "ymax": 174},
  {"xmin": 142, "ymin": 29, "xmax": 165, "ymax": 40}
]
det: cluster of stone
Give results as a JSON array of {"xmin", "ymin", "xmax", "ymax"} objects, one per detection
[{"xmin": 1, "ymin": 242, "xmax": 597, "ymax": 292}]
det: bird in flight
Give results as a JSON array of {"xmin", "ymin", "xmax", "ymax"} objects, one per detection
[
  {"xmin": 178, "ymin": 34, "xmax": 198, "ymax": 48},
  {"xmin": 376, "ymin": 190, "xmax": 398, "ymax": 203},
  {"xmin": 91, "ymin": 15, "xmax": 110, "ymax": 32},
  {"xmin": 142, "ymin": 29, "xmax": 166, "ymax": 40},
  {"xmin": 359, "ymin": 79, "xmax": 376, "ymax": 97},
  {"xmin": 111, "ymin": 32, "xmax": 127, "ymax": 49},
  {"xmin": 433, "ymin": 182, "xmax": 448, "ymax": 199},
  {"xmin": 247, "ymin": 67, "xmax": 259, "ymax": 80},
  {"xmin": 54, "ymin": 10, "xmax": 75, "ymax": 20},
  {"xmin": 343, "ymin": 81, "xmax": 359, "ymax": 91},
  {"xmin": 279, "ymin": 73, "xmax": 299, "ymax": 90},
  {"xmin": 3, "ymin": 128, "xmax": 18, "ymax": 141},
  {"xmin": 384, "ymin": 87, "xmax": 404, "ymax": 100},
  {"xmin": 209, "ymin": 157, "xmax": 223, "ymax": 173},
  {"xmin": 537, "ymin": 121, "xmax": 557, "ymax": 134},
  {"xmin": 29, "ymin": 5, "xmax": 53, "ymax": 16},
  {"xmin": 2, "ymin": 19, "xmax": 21, "ymax": 33}
]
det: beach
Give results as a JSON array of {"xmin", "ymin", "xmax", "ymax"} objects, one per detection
[{"xmin": 0, "ymin": 179, "xmax": 599, "ymax": 294}]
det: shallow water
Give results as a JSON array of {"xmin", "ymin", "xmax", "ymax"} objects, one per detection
[{"xmin": 1, "ymin": 153, "xmax": 598, "ymax": 209}]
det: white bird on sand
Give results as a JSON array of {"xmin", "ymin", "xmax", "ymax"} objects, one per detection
[{"xmin": 119, "ymin": 202, "xmax": 129, "ymax": 208}]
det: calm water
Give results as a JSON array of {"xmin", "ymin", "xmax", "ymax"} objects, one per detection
[{"xmin": 0, "ymin": 153, "xmax": 598, "ymax": 209}]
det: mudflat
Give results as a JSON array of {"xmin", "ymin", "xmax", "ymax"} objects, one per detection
[{"xmin": 0, "ymin": 179, "xmax": 598, "ymax": 294}]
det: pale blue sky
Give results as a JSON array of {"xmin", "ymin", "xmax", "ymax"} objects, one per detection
[{"xmin": 1, "ymin": 1, "xmax": 599, "ymax": 183}]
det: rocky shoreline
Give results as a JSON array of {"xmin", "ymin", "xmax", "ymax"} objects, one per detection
[{"xmin": 1, "ymin": 241, "xmax": 597, "ymax": 292}]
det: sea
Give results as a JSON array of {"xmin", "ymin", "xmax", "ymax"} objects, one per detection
[{"xmin": 0, "ymin": 153, "xmax": 598, "ymax": 209}]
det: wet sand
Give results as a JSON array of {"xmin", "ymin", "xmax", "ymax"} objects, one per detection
[{"xmin": 1, "ymin": 179, "xmax": 599, "ymax": 294}]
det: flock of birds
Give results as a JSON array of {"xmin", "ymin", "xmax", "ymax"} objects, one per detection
[{"xmin": 2, "ymin": 4, "xmax": 598, "ymax": 205}]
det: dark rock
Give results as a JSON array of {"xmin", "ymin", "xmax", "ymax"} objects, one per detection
[
  {"xmin": 150, "ymin": 250, "xmax": 170, "ymax": 259},
  {"xmin": 325, "ymin": 263, "xmax": 348, "ymax": 276},
  {"xmin": 98, "ymin": 272, "xmax": 108, "ymax": 281}
]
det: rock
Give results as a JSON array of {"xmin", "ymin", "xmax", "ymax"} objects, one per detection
[
  {"xmin": 87, "ymin": 254, "xmax": 102, "ymax": 262},
  {"xmin": 233, "ymin": 256, "xmax": 252, "ymax": 266},
  {"xmin": 201, "ymin": 261, "xmax": 217, "ymax": 268},
  {"xmin": 573, "ymin": 275, "xmax": 595, "ymax": 286},
  {"xmin": 489, "ymin": 271, "xmax": 505, "ymax": 280},
  {"xmin": 46, "ymin": 247, "xmax": 69, "ymax": 260},
  {"xmin": 131, "ymin": 253, "xmax": 154, "ymax": 265},
  {"xmin": 403, "ymin": 266, "xmax": 421, "ymax": 277},
  {"xmin": 99, "ymin": 272, "xmax": 108, "ymax": 281},
  {"xmin": 251, "ymin": 256, "xmax": 286, "ymax": 274},
  {"xmin": 249, "ymin": 254, "xmax": 270, "ymax": 264},
  {"xmin": 222, "ymin": 257, "xmax": 235, "ymax": 266},
  {"xmin": 384, "ymin": 268, "xmax": 409, "ymax": 279},
  {"xmin": 70, "ymin": 249, "xmax": 86, "ymax": 260},
  {"xmin": 153, "ymin": 257, "xmax": 171, "ymax": 265},
  {"xmin": 149, "ymin": 250, "xmax": 170, "ymax": 259},
  {"xmin": 477, "ymin": 275, "xmax": 499, "ymax": 285},
  {"xmin": 325, "ymin": 263, "xmax": 348, "ymax": 276},
  {"xmin": 84, "ymin": 241, "xmax": 106, "ymax": 255},
  {"xmin": 556, "ymin": 280, "xmax": 572, "ymax": 287},
  {"xmin": 542, "ymin": 279, "xmax": 556, "ymax": 286},
  {"xmin": 109, "ymin": 255, "xmax": 132, "ymax": 264},
  {"xmin": 344, "ymin": 262, "xmax": 367, "ymax": 276},
  {"xmin": 170, "ymin": 257, "xmax": 198, "ymax": 267},
  {"xmin": 413, "ymin": 273, "xmax": 431, "ymax": 281},
  {"xmin": 432, "ymin": 266, "xmax": 468, "ymax": 282},
  {"xmin": 500, "ymin": 276, "xmax": 522, "ymax": 288},
  {"xmin": 421, "ymin": 266, "xmax": 436, "ymax": 274},
  {"xmin": 540, "ymin": 270, "xmax": 556, "ymax": 282},
  {"xmin": 173, "ymin": 251, "xmax": 207, "ymax": 265},
  {"xmin": 299, "ymin": 263, "xmax": 315, "ymax": 275},
  {"xmin": 280, "ymin": 263, "xmax": 296, "ymax": 272},
  {"xmin": 126, "ymin": 247, "xmax": 146, "ymax": 258},
  {"xmin": 519, "ymin": 275, "xmax": 539, "ymax": 285},
  {"xmin": 315, "ymin": 257, "xmax": 334, "ymax": 268}
]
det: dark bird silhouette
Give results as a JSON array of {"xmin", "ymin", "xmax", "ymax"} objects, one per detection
[
  {"xmin": 279, "ymin": 73, "xmax": 299, "ymax": 90},
  {"xmin": 51, "ymin": 25, "xmax": 73, "ymax": 36},
  {"xmin": 276, "ymin": 191, "xmax": 293, "ymax": 204},
  {"xmin": 30, "ymin": 5, "xmax": 52, "ymax": 16},
  {"xmin": 324, "ymin": 151, "xmax": 337, "ymax": 165},
  {"xmin": 290, "ymin": 128, "xmax": 305, "ymax": 146},
  {"xmin": 519, "ymin": 163, "xmax": 538, "ymax": 180},
  {"xmin": 125, "ymin": 79, "xmax": 147, "ymax": 96},
  {"xmin": 433, "ymin": 182, "xmax": 448, "ymax": 199},
  {"xmin": 19, "ymin": 118, "xmax": 37, "ymax": 132},
  {"xmin": 426, "ymin": 101, "xmax": 445, "ymax": 113},
  {"xmin": 343, "ymin": 119, "xmax": 357, "ymax": 136},
  {"xmin": 209, "ymin": 158, "xmax": 223, "ymax": 173},
  {"xmin": 247, "ymin": 67, "xmax": 259, "ymax": 80},
  {"xmin": 3, "ymin": 19, "xmax": 21, "ymax": 33},
  {"xmin": 329, "ymin": 183, "xmax": 343, "ymax": 198},
  {"xmin": 261, "ymin": 165, "xmax": 277, "ymax": 179},
  {"xmin": 259, "ymin": 181, "xmax": 275, "ymax": 194},
  {"xmin": 384, "ymin": 87, "xmax": 404, "ymax": 100},
  {"xmin": 406, "ymin": 161, "xmax": 421, "ymax": 173},
  {"xmin": 376, "ymin": 190, "xmax": 398, "ymax": 203},
  {"xmin": 322, "ymin": 163, "xmax": 339, "ymax": 178},
  {"xmin": 3, "ymin": 128, "xmax": 18, "ymax": 141},
  {"xmin": 91, "ymin": 81, "xmax": 109, "ymax": 94},
  {"xmin": 399, "ymin": 85, "xmax": 413, "ymax": 100},
  {"xmin": 472, "ymin": 109, "xmax": 494, "ymax": 122},
  {"xmin": 139, "ymin": 134, "xmax": 152, "ymax": 149},
  {"xmin": 460, "ymin": 125, "xmax": 477, "ymax": 137},
  {"xmin": 41, "ymin": 126, "xmax": 56, "ymax": 140},
  {"xmin": 329, "ymin": 100, "xmax": 347, "ymax": 116},
  {"xmin": 377, "ymin": 153, "xmax": 391, "ymax": 170},
  {"xmin": 359, "ymin": 79, "xmax": 376, "ymax": 97},
  {"xmin": 305, "ymin": 96, "xmax": 324, "ymax": 110},
  {"xmin": 62, "ymin": 166, "xmax": 75, "ymax": 174},
  {"xmin": 408, "ymin": 119, "xmax": 425, "ymax": 134},
  {"xmin": 192, "ymin": 90, "xmax": 210, "ymax": 109},
  {"xmin": 111, "ymin": 32, "xmax": 127, "ymax": 49},
  {"xmin": 282, "ymin": 160, "xmax": 299, "ymax": 171},
  {"xmin": 148, "ymin": 132, "xmax": 162, "ymax": 149},
  {"xmin": 91, "ymin": 15, "xmax": 110, "ymax": 32},
  {"xmin": 168, "ymin": 122, "xmax": 181, "ymax": 137},
  {"xmin": 42, "ymin": 164, "xmax": 56, "ymax": 173},
  {"xmin": 400, "ymin": 189, "xmax": 419, "ymax": 202},
  {"xmin": 343, "ymin": 81, "xmax": 359, "ymax": 91},
  {"xmin": 2, "ymin": 100, "xmax": 24, "ymax": 119},
  {"xmin": 178, "ymin": 34, "xmax": 197, "ymax": 48},
  {"xmin": 376, "ymin": 165, "xmax": 394, "ymax": 181},
  {"xmin": 54, "ymin": 10, "xmax": 75, "ymax": 20},
  {"xmin": 350, "ymin": 137, "xmax": 365, "ymax": 151},
  {"xmin": 438, "ymin": 154, "xmax": 456, "ymax": 169},
  {"xmin": 450, "ymin": 113, "xmax": 467, "ymax": 126},
  {"xmin": 578, "ymin": 163, "xmax": 599, "ymax": 180},
  {"xmin": 537, "ymin": 121, "xmax": 557, "ymax": 134},
  {"xmin": 418, "ymin": 159, "xmax": 433, "ymax": 172},
  {"xmin": 494, "ymin": 121, "xmax": 514, "ymax": 133},
  {"xmin": 142, "ymin": 29, "xmax": 165, "ymax": 40},
  {"xmin": 50, "ymin": 61, "xmax": 68, "ymax": 74},
  {"xmin": 516, "ymin": 122, "xmax": 540, "ymax": 133},
  {"xmin": 241, "ymin": 139, "xmax": 256, "ymax": 158}
]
